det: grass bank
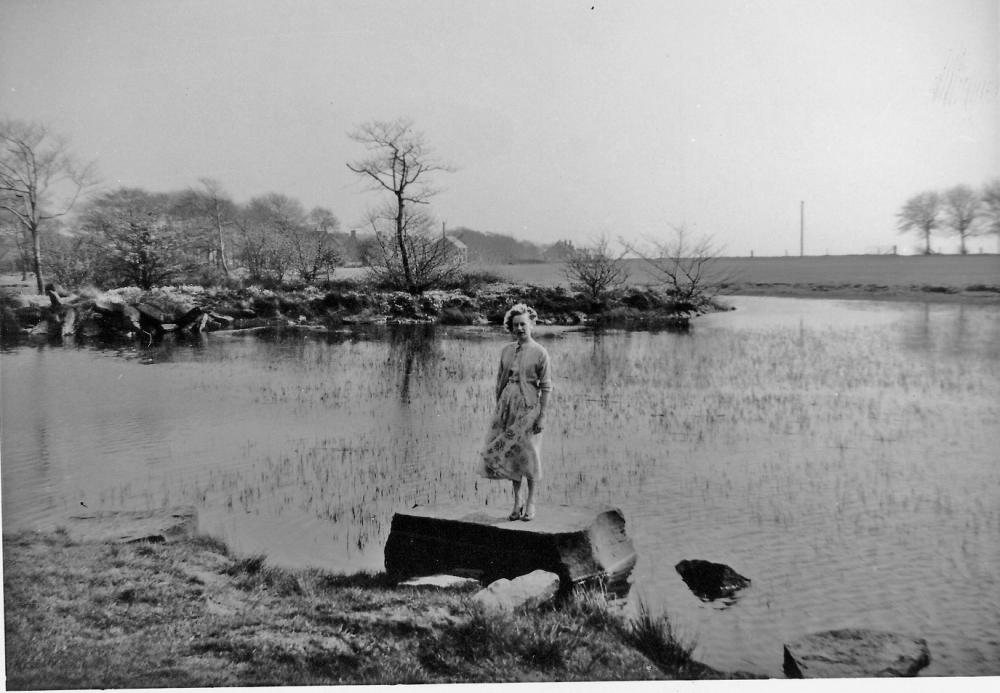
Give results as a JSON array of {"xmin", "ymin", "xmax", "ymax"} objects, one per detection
[{"xmin": 2, "ymin": 530, "xmax": 756, "ymax": 688}]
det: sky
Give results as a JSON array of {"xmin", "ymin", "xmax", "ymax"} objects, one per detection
[{"xmin": 2, "ymin": 0, "xmax": 997, "ymax": 256}]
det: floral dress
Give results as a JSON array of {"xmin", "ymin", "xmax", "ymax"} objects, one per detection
[{"xmin": 479, "ymin": 340, "xmax": 552, "ymax": 481}]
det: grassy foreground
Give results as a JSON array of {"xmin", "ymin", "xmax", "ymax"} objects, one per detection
[{"xmin": 2, "ymin": 530, "xmax": 754, "ymax": 688}]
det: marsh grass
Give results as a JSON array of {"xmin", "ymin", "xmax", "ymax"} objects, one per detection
[{"xmin": 621, "ymin": 599, "xmax": 697, "ymax": 674}]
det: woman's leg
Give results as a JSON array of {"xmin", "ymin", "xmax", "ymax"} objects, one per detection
[
  {"xmin": 509, "ymin": 479, "xmax": 523, "ymax": 520},
  {"xmin": 522, "ymin": 478, "xmax": 537, "ymax": 520}
]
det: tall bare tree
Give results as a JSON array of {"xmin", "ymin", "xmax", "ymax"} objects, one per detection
[
  {"xmin": 563, "ymin": 235, "xmax": 628, "ymax": 306},
  {"xmin": 346, "ymin": 118, "xmax": 452, "ymax": 294},
  {"xmin": 942, "ymin": 184, "xmax": 981, "ymax": 254},
  {"xmin": 978, "ymin": 178, "xmax": 1000, "ymax": 252},
  {"xmin": 0, "ymin": 117, "xmax": 97, "ymax": 293},
  {"xmin": 897, "ymin": 190, "xmax": 942, "ymax": 255},
  {"xmin": 362, "ymin": 203, "xmax": 463, "ymax": 292}
]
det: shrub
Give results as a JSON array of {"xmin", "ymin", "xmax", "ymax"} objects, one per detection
[{"xmin": 439, "ymin": 306, "xmax": 475, "ymax": 325}]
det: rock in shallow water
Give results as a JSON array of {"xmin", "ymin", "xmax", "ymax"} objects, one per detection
[
  {"xmin": 675, "ymin": 559, "xmax": 751, "ymax": 601},
  {"xmin": 783, "ymin": 628, "xmax": 931, "ymax": 678}
]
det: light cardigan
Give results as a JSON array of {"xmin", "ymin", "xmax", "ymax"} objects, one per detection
[{"xmin": 494, "ymin": 339, "xmax": 553, "ymax": 407}]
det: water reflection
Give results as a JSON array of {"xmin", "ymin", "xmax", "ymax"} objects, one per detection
[{"xmin": 387, "ymin": 323, "xmax": 441, "ymax": 403}]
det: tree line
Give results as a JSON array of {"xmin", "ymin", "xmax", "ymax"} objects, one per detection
[
  {"xmin": 1, "ymin": 116, "xmax": 574, "ymax": 295},
  {"xmin": 897, "ymin": 181, "xmax": 1000, "ymax": 255},
  {"xmin": 0, "ymin": 117, "xmax": 360, "ymax": 292}
]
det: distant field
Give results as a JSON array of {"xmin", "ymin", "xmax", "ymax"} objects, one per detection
[
  {"xmin": 484, "ymin": 255, "xmax": 1000, "ymax": 292},
  {"xmin": 5, "ymin": 254, "xmax": 997, "ymax": 301}
]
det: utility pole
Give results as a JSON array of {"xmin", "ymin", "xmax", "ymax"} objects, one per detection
[{"xmin": 800, "ymin": 200, "xmax": 804, "ymax": 257}]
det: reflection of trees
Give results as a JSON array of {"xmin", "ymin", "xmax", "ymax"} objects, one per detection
[
  {"xmin": 951, "ymin": 304, "xmax": 968, "ymax": 356},
  {"xmin": 387, "ymin": 324, "xmax": 441, "ymax": 403},
  {"xmin": 902, "ymin": 303, "xmax": 934, "ymax": 353},
  {"xmin": 588, "ymin": 329, "xmax": 614, "ymax": 395},
  {"xmin": 900, "ymin": 303, "xmax": 991, "ymax": 359}
]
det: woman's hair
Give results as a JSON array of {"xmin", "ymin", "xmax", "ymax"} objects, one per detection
[{"xmin": 503, "ymin": 303, "xmax": 538, "ymax": 332}]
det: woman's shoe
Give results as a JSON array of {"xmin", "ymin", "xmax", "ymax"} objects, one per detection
[
  {"xmin": 521, "ymin": 504, "xmax": 536, "ymax": 521},
  {"xmin": 509, "ymin": 506, "xmax": 523, "ymax": 521}
]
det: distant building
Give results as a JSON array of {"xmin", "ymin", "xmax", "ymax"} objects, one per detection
[{"xmin": 440, "ymin": 234, "xmax": 468, "ymax": 264}]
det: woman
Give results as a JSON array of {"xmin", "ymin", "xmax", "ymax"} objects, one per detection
[{"xmin": 480, "ymin": 303, "xmax": 553, "ymax": 521}]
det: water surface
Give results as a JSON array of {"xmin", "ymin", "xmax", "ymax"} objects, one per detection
[{"xmin": 2, "ymin": 297, "xmax": 998, "ymax": 677}]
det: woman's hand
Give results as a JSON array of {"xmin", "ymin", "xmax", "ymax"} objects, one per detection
[{"xmin": 532, "ymin": 413, "xmax": 545, "ymax": 434}]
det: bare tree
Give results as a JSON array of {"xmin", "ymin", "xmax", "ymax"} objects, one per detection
[
  {"xmin": 174, "ymin": 178, "xmax": 237, "ymax": 276},
  {"xmin": 622, "ymin": 224, "xmax": 730, "ymax": 307},
  {"xmin": 563, "ymin": 235, "xmax": 628, "ymax": 306},
  {"xmin": 978, "ymin": 178, "xmax": 1000, "ymax": 252},
  {"xmin": 286, "ymin": 206, "xmax": 342, "ymax": 283},
  {"xmin": 897, "ymin": 190, "xmax": 942, "ymax": 255},
  {"xmin": 233, "ymin": 193, "xmax": 307, "ymax": 283},
  {"xmin": 941, "ymin": 184, "xmax": 981, "ymax": 254},
  {"xmin": 363, "ymin": 203, "xmax": 463, "ymax": 292},
  {"xmin": 0, "ymin": 118, "xmax": 98, "ymax": 293},
  {"xmin": 346, "ymin": 118, "xmax": 453, "ymax": 294}
]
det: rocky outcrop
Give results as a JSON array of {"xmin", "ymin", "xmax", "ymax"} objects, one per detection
[
  {"xmin": 783, "ymin": 629, "xmax": 931, "ymax": 678},
  {"xmin": 1, "ymin": 282, "xmax": 700, "ymax": 343},
  {"xmin": 675, "ymin": 559, "xmax": 751, "ymax": 601},
  {"xmin": 472, "ymin": 570, "xmax": 560, "ymax": 612},
  {"xmin": 384, "ymin": 503, "xmax": 637, "ymax": 596}
]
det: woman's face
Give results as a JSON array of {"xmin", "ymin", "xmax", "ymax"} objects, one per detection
[{"xmin": 511, "ymin": 314, "xmax": 532, "ymax": 342}]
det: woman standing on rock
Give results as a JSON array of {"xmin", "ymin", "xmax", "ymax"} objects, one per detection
[{"xmin": 480, "ymin": 303, "xmax": 553, "ymax": 521}]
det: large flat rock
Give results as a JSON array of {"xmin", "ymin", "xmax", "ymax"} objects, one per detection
[
  {"xmin": 64, "ymin": 506, "xmax": 198, "ymax": 544},
  {"xmin": 383, "ymin": 503, "xmax": 636, "ymax": 595},
  {"xmin": 783, "ymin": 628, "xmax": 931, "ymax": 678}
]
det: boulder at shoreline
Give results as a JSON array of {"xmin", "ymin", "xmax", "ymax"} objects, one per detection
[
  {"xmin": 783, "ymin": 628, "xmax": 931, "ymax": 678},
  {"xmin": 384, "ymin": 503, "xmax": 637, "ymax": 595}
]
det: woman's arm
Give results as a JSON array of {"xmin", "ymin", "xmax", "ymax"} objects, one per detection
[
  {"xmin": 495, "ymin": 345, "xmax": 510, "ymax": 401},
  {"xmin": 533, "ymin": 348, "xmax": 552, "ymax": 432}
]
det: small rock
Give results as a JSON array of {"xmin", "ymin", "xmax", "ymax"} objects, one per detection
[
  {"xmin": 400, "ymin": 574, "xmax": 481, "ymax": 589},
  {"xmin": 472, "ymin": 569, "xmax": 560, "ymax": 612},
  {"xmin": 29, "ymin": 319, "xmax": 51, "ymax": 336},
  {"xmin": 675, "ymin": 559, "xmax": 751, "ymax": 601},
  {"xmin": 783, "ymin": 628, "xmax": 931, "ymax": 678}
]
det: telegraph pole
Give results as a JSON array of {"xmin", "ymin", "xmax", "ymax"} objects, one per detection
[{"xmin": 799, "ymin": 200, "xmax": 804, "ymax": 257}]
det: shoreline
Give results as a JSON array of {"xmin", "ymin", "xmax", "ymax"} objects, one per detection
[
  {"xmin": 3, "ymin": 272, "xmax": 997, "ymax": 348},
  {"xmin": 2, "ymin": 527, "xmax": 759, "ymax": 687}
]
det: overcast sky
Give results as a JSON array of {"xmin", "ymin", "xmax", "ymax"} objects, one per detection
[{"xmin": 2, "ymin": 0, "xmax": 997, "ymax": 256}]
